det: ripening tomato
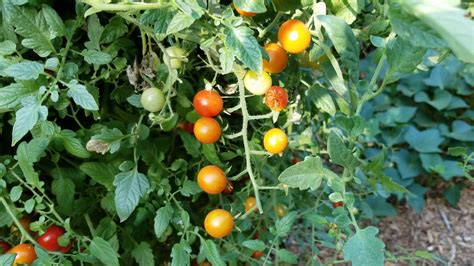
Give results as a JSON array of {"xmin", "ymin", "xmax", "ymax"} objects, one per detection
[
  {"xmin": 204, "ymin": 209, "xmax": 234, "ymax": 238},
  {"xmin": 165, "ymin": 46, "xmax": 186, "ymax": 69},
  {"xmin": 197, "ymin": 165, "xmax": 227, "ymax": 194},
  {"xmin": 223, "ymin": 181, "xmax": 234, "ymax": 194},
  {"xmin": 278, "ymin": 19, "xmax": 311, "ymax": 54},
  {"xmin": 243, "ymin": 71, "xmax": 272, "ymax": 95},
  {"xmin": 332, "ymin": 201, "xmax": 344, "ymax": 208},
  {"xmin": 263, "ymin": 43, "xmax": 288, "ymax": 73},
  {"xmin": 263, "ymin": 128, "xmax": 288, "ymax": 154},
  {"xmin": 233, "ymin": 1, "xmax": 256, "ymax": 17},
  {"xmin": 37, "ymin": 225, "xmax": 70, "ymax": 252},
  {"xmin": 244, "ymin": 196, "xmax": 256, "ymax": 212},
  {"xmin": 0, "ymin": 241, "xmax": 11, "ymax": 253},
  {"xmin": 11, "ymin": 217, "xmax": 32, "ymax": 237},
  {"xmin": 193, "ymin": 90, "xmax": 223, "ymax": 117},
  {"xmin": 141, "ymin": 87, "xmax": 165, "ymax": 113},
  {"xmin": 275, "ymin": 204, "xmax": 286, "ymax": 218},
  {"xmin": 7, "ymin": 243, "xmax": 37, "ymax": 266},
  {"xmin": 252, "ymin": 251, "xmax": 264, "ymax": 259},
  {"xmin": 194, "ymin": 117, "xmax": 221, "ymax": 144},
  {"xmin": 200, "ymin": 262, "xmax": 211, "ymax": 266},
  {"xmin": 264, "ymin": 86, "xmax": 288, "ymax": 112},
  {"xmin": 178, "ymin": 122, "xmax": 194, "ymax": 134}
]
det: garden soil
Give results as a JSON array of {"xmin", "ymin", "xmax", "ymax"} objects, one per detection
[{"xmin": 378, "ymin": 186, "xmax": 474, "ymax": 266}]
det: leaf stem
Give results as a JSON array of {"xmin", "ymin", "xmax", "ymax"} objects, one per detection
[
  {"xmin": 258, "ymin": 12, "xmax": 283, "ymax": 39},
  {"xmin": 81, "ymin": 0, "xmax": 169, "ymax": 11},
  {"xmin": 0, "ymin": 196, "xmax": 39, "ymax": 245}
]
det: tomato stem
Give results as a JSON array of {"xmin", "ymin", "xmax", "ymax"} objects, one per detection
[{"xmin": 0, "ymin": 197, "xmax": 39, "ymax": 246}]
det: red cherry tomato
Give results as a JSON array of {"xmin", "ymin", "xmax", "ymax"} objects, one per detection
[
  {"xmin": 178, "ymin": 122, "xmax": 194, "ymax": 134},
  {"xmin": 252, "ymin": 251, "xmax": 264, "ymax": 259},
  {"xmin": 0, "ymin": 241, "xmax": 11, "ymax": 253},
  {"xmin": 7, "ymin": 243, "xmax": 37, "ymax": 266},
  {"xmin": 193, "ymin": 90, "xmax": 223, "ymax": 117},
  {"xmin": 263, "ymin": 43, "xmax": 288, "ymax": 73},
  {"xmin": 233, "ymin": 1, "xmax": 256, "ymax": 17},
  {"xmin": 37, "ymin": 225, "xmax": 70, "ymax": 252},
  {"xmin": 194, "ymin": 117, "xmax": 221, "ymax": 144},
  {"xmin": 332, "ymin": 201, "xmax": 344, "ymax": 208},
  {"xmin": 278, "ymin": 19, "xmax": 311, "ymax": 54},
  {"xmin": 264, "ymin": 86, "xmax": 288, "ymax": 112}
]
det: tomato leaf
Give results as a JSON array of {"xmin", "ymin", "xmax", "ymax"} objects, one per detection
[
  {"xmin": 242, "ymin": 240, "xmax": 265, "ymax": 251},
  {"xmin": 131, "ymin": 242, "xmax": 155, "ymax": 266},
  {"xmin": 343, "ymin": 226, "xmax": 385, "ymax": 266},
  {"xmin": 113, "ymin": 168, "xmax": 150, "ymax": 222},
  {"xmin": 90, "ymin": 237, "xmax": 120, "ymax": 266},
  {"xmin": 327, "ymin": 131, "xmax": 360, "ymax": 171},
  {"xmin": 2, "ymin": 61, "xmax": 44, "ymax": 80},
  {"xmin": 224, "ymin": 26, "xmax": 262, "ymax": 73},
  {"xmin": 233, "ymin": 0, "xmax": 266, "ymax": 13},
  {"xmin": 66, "ymin": 80, "xmax": 99, "ymax": 111},
  {"xmin": 318, "ymin": 15, "xmax": 360, "ymax": 82},
  {"xmin": 278, "ymin": 156, "xmax": 324, "ymax": 190},
  {"xmin": 171, "ymin": 241, "xmax": 191, "ymax": 266},
  {"xmin": 200, "ymin": 238, "xmax": 225, "ymax": 266},
  {"xmin": 154, "ymin": 205, "xmax": 173, "ymax": 238}
]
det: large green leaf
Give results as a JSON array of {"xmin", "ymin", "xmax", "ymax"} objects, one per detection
[
  {"xmin": 131, "ymin": 242, "xmax": 155, "ymax": 266},
  {"xmin": 343, "ymin": 226, "xmax": 385, "ymax": 266},
  {"xmin": 89, "ymin": 237, "xmax": 119, "ymax": 266},
  {"xmin": 327, "ymin": 131, "xmax": 359, "ymax": 171},
  {"xmin": 233, "ymin": 0, "xmax": 266, "ymax": 13},
  {"xmin": 318, "ymin": 15, "xmax": 360, "ymax": 82},
  {"xmin": 224, "ymin": 26, "xmax": 262, "ymax": 72},
  {"xmin": 113, "ymin": 168, "xmax": 150, "ymax": 222},
  {"xmin": 278, "ymin": 156, "xmax": 325, "ymax": 190},
  {"xmin": 0, "ymin": 82, "xmax": 38, "ymax": 110}
]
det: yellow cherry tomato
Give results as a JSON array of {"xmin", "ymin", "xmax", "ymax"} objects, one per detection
[
  {"xmin": 204, "ymin": 209, "xmax": 234, "ymax": 238},
  {"xmin": 263, "ymin": 128, "xmax": 288, "ymax": 154}
]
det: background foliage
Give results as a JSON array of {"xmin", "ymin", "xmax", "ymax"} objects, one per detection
[{"xmin": 0, "ymin": 0, "xmax": 472, "ymax": 265}]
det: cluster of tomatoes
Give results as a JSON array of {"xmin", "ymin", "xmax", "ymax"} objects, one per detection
[{"xmin": 0, "ymin": 217, "xmax": 72, "ymax": 265}]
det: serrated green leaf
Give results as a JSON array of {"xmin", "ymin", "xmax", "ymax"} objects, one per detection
[
  {"xmin": 275, "ymin": 211, "xmax": 297, "ymax": 237},
  {"xmin": 233, "ymin": 0, "xmax": 266, "ymax": 13},
  {"xmin": 83, "ymin": 49, "xmax": 113, "ymax": 65},
  {"xmin": 90, "ymin": 237, "xmax": 119, "ymax": 266},
  {"xmin": 0, "ymin": 82, "xmax": 38, "ymax": 110},
  {"xmin": 278, "ymin": 156, "xmax": 324, "ymax": 190},
  {"xmin": 166, "ymin": 12, "xmax": 195, "ymax": 35},
  {"xmin": 318, "ymin": 15, "xmax": 359, "ymax": 82},
  {"xmin": 80, "ymin": 162, "xmax": 116, "ymax": 190},
  {"xmin": 276, "ymin": 249, "xmax": 297, "ymax": 264},
  {"xmin": 308, "ymin": 84, "xmax": 336, "ymax": 116},
  {"xmin": 242, "ymin": 240, "xmax": 265, "ymax": 251},
  {"xmin": 66, "ymin": 80, "xmax": 99, "ymax": 111},
  {"xmin": 224, "ymin": 26, "xmax": 262, "ymax": 72},
  {"xmin": 15, "ymin": 137, "xmax": 48, "ymax": 187},
  {"xmin": 154, "ymin": 205, "xmax": 173, "ymax": 238},
  {"xmin": 3, "ymin": 61, "xmax": 44, "ymax": 80},
  {"xmin": 42, "ymin": 4, "xmax": 65, "ymax": 38},
  {"xmin": 178, "ymin": 131, "xmax": 200, "ymax": 158},
  {"xmin": 101, "ymin": 16, "xmax": 127, "ymax": 44},
  {"xmin": 200, "ymin": 239, "xmax": 225, "ymax": 266},
  {"xmin": 327, "ymin": 131, "xmax": 359, "ymax": 171},
  {"xmin": 171, "ymin": 241, "xmax": 190, "ymax": 266},
  {"xmin": 0, "ymin": 40, "xmax": 16, "ymax": 55},
  {"xmin": 52, "ymin": 177, "xmax": 75, "ymax": 213},
  {"xmin": 12, "ymin": 97, "xmax": 45, "ymax": 145},
  {"xmin": 343, "ymin": 226, "xmax": 385, "ymax": 266},
  {"xmin": 113, "ymin": 168, "xmax": 150, "ymax": 222},
  {"xmin": 131, "ymin": 242, "xmax": 155, "ymax": 266}
]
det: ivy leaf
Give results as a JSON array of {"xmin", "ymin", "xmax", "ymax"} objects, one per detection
[
  {"xmin": 12, "ymin": 96, "xmax": 45, "ymax": 146},
  {"xmin": 318, "ymin": 15, "xmax": 359, "ymax": 82},
  {"xmin": 166, "ymin": 12, "xmax": 195, "ymax": 35},
  {"xmin": 89, "ymin": 237, "xmax": 119, "ymax": 266},
  {"xmin": 233, "ymin": 0, "xmax": 266, "ymax": 13},
  {"xmin": 66, "ymin": 79, "xmax": 99, "ymax": 111},
  {"xmin": 154, "ymin": 205, "xmax": 173, "ymax": 238},
  {"xmin": 171, "ymin": 241, "xmax": 190, "ymax": 266},
  {"xmin": 3, "ymin": 0, "xmax": 55, "ymax": 57},
  {"xmin": 200, "ymin": 238, "xmax": 225, "ymax": 266},
  {"xmin": 403, "ymin": 127, "xmax": 443, "ymax": 153},
  {"xmin": 224, "ymin": 26, "xmax": 262, "ymax": 72},
  {"xmin": 278, "ymin": 156, "xmax": 324, "ymax": 190},
  {"xmin": 343, "ymin": 226, "xmax": 385, "ymax": 266},
  {"xmin": 327, "ymin": 131, "xmax": 359, "ymax": 171},
  {"xmin": 131, "ymin": 242, "xmax": 155, "ymax": 266},
  {"xmin": 2, "ymin": 61, "xmax": 44, "ymax": 80},
  {"xmin": 113, "ymin": 168, "xmax": 150, "ymax": 222}
]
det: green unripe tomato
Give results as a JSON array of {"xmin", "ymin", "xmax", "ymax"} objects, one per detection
[
  {"xmin": 244, "ymin": 70, "xmax": 272, "ymax": 95},
  {"xmin": 141, "ymin": 87, "xmax": 165, "ymax": 113},
  {"xmin": 165, "ymin": 46, "xmax": 186, "ymax": 69}
]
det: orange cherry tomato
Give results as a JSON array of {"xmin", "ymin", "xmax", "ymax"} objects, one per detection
[
  {"xmin": 264, "ymin": 86, "xmax": 288, "ymax": 112},
  {"xmin": 332, "ymin": 201, "xmax": 344, "ymax": 208},
  {"xmin": 275, "ymin": 204, "xmax": 286, "ymax": 218},
  {"xmin": 193, "ymin": 90, "xmax": 223, "ymax": 117},
  {"xmin": 233, "ymin": 1, "xmax": 256, "ymax": 17},
  {"xmin": 263, "ymin": 43, "xmax": 288, "ymax": 73},
  {"xmin": 194, "ymin": 117, "xmax": 221, "ymax": 144},
  {"xmin": 197, "ymin": 165, "xmax": 227, "ymax": 194},
  {"xmin": 244, "ymin": 196, "xmax": 256, "ymax": 212},
  {"xmin": 7, "ymin": 243, "xmax": 37, "ymax": 266},
  {"xmin": 263, "ymin": 128, "xmax": 288, "ymax": 154},
  {"xmin": 278, "ymin": 19, "xmax": 311, "ymax": 54},
  {"xmin": 252, "ymin": 251, "xmax": 264, "ymax": 259},
  {"xmin": 204, "ymin": 209, "xmax": 234, "ymax": 238}
]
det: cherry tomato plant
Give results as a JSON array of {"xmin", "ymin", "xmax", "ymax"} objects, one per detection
[{"xmin": 0, "ymin": 0, "xmax": 473, "ymax": 265}]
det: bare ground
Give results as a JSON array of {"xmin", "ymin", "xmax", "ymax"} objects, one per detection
[{"xmin": 378, "ymin": 186, "xmax": 474, "ymax": 266}]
